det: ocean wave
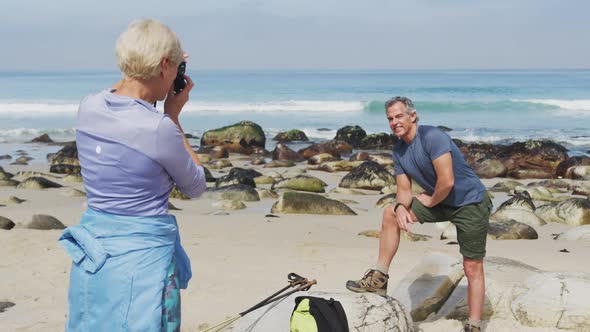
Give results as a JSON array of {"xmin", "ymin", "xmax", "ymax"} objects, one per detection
[
  {"xmin": 516, "ymin": 99, "xmax": 590, "ymax": 112},
  {"xmin": 0, "ymin": 128, "xmax": 76, "ymax": 143}
]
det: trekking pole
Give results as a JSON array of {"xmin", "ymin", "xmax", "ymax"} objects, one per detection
[{"xmin": 200, "ymin": 273, "xmax": 316, "ymax": 332}]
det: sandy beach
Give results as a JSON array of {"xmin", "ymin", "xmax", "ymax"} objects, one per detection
[{"xmin": 1, "ymin": 152, "xmax": 589, "ymax": 332}]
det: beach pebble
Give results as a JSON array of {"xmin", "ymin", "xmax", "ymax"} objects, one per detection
[
  {"xmin": 16, "ymin": 177, "xmax": 62, "ymax": 190},
  {"xmin": 263, "ymin": 160, "xmax": 296, "ymax": 168},
  {"xmin": 212, "ymin": 200, "xmax": 246, "ymax": 210},
  {"xmin": 1, "ymin": 196, "xmax": 26, "ymax": 204},
  {"xmin": 307, "ymin": 152, "xmax": 339, "ymax": 165},
  {"xmin": 0, "ymin": 301, "xmax": 15, "ymax": 313},
  {"xmin": 0, "ymin": 154, "xmax": 11, "ymax": 160},
  {"xmin": 272, "ymin": 175, "xmax": 327, "ymax": 193},
  {"xmin": 227, "ymin": 291, "xmax": 413, "ymax": 332},
  {"xmin": 339, "ymin": 161, "xmax": 395, "ymax": 190},
  {"xmin": 488, "ymin": 219, "xmax": 538, "ymax": 240},
  {"xmin": 535, "ymin": 198, "xmax": 590, "ymax": 226},
  {"xmin": 206, "ymin": 159, "xmax": 233, "ymax": 170},
  {"xmin": 255, "ymin": 188, "xmax": 278, "ymax": 199},
  {"xmin": 489, "ymin": 180, "xmax": 524, "ymax": 192},
  {"xmin": 61, "ymin": 188, "xmax": 86, "ymax": 197},
  {"xmin": 0, "ymin": 216, "xmax": 16, "ymax": 230},
  {"xmin": 204, "ymin": 184, "xmax": 260, "ymax": 202},
  {"xmin": 271, "ymin": 192, "xmax": 356, "ymax": 215},
  {"xmin": 24, "ymin": 214, "xmax": 66, "ymax": 230}
]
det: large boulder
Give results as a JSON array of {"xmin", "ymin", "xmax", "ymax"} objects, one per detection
[
  {"xmin": 307, "ymin": 153, "xmax": 339, "ymax": 165},
  {"xmin": 496, "ymin": 140, "xmax": 568, "ymax": 179},
  {"xmin": 339, "ymin": 161, "xmax": 395, "ymax": 190},
  {"xmin": 271, "ymin": 143, "xmax": 305, "ymax": 162},
  {"xmin": 0, "ymin": 167, "xmax": 13, "ymax": 180},
  {"xmin": 555, "ymin": 224, "xmax": 590, "ymax": 242},
  {"xmin": 200, "ymin": 121, "xmax": 266, "ymax": 154},
  {"xmin": 511, "ymin": 272, "xmax": 590, "ymax": 330},
  {"xmin": 535, "ymin": 198, "xmax": 590, "ymax": 226},
  {"xmin": 16, "ymin": 177, "xmax": 63, "ymax": 190},
  {"xmin": 203, "ymin": 184, "xmax": 260, "ymax": 202},
  {"xmin": 298, "ymin": 140, "xmax": 353, "ymax": 159},
  {"xmin": 489, "ymin": 180, "xmax": 524, "ymax": 193},
  {"xmin": 271, "ymin": 192, "xmax": 356, "ymax": 215},
  {"xmin": 334, "ymin": 125, "xmax": 367, "ymax": 148},
  {"xmin": 391, "ymin": 253, "xmax": 464, "ymax": 322},
  {"xmin": 496, "ymin": 191, "xmax": 535, "ymax": 212},
  {"xmin": 30, "ymin": 134, "xmax": 53, "ymax": 143},
  {"xmin": 263, "ymin": 160, "xmax": 296, "ymax": 168},
  {"xmin": 273, "ymin": 129, "xmax": 308, "ymax": 142},
  {"xmin": 226, "ymin": 292, "xmax": 413, "ymax": 332},
  {"xmin": 434, "ymin": 257, "xmax": 541, "ymax": 321},
  {"xmin": 271, "ymin": 175, "xmax": 327, "ymax": 193},
  {"xmin": 50, "ymin": 142, "xmax": 80, "ymax": 174},
  {"xmin": 564, "ymin": 165, "xmax": 590, "ymax": 180},
  {"xmin": 359, "ymin": 133, "xmax": 398, "ymax": 150}
]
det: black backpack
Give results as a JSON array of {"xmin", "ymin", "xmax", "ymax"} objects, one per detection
[{"xmin": 290, "ymin": 296, "xmax": 349, "ymax": 332}]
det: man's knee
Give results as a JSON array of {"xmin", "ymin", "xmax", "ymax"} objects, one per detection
[
  {"xmin": 463, "ymin": 258, "xmax": 484, "ymax": 280},
  {"xmin": 382, "ymin": 207, "xmax": 398, "ymax": 228}
]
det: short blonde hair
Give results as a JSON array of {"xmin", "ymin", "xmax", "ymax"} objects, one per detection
[{"xmin": 115, "ymin": 19, "xmax": 183, "ymax": 80}]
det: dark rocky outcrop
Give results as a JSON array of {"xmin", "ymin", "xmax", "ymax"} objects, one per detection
[
  {"xmin": 30, "ymin": 134, "xmax": 53, "ymax": 143},
  {"xmin": 203, "ymin": 184, "xmax": 261, "ymax": 201},
  {"xmin": 50, "ymin": 142, "xmax": 80, "ymax": 174},
  {"xmin": 334, "ymin": 125, "xmax": 367, "ymax": 148},
  {"xmin": 359, "ymin": 133, "xmax": 398, "ymax": 150},
  {"xmin": 488, "ymin": 220, "xmax": 538, "ymax": 240},
  {"xmin": 16, "ymin": 177, "xmax": 63, "ymax": 190},
  {"xmin": 339, "ymin": 161, "xmax": 396, "ymax": 190},
  {"xmin": 273, "ymin": 129, "xmax": 309, "ymax": 142}
]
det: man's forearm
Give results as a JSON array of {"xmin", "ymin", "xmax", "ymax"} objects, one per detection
[{"xmin": 429, "ymin": 179, "xmax": 454, "ymax": 206}]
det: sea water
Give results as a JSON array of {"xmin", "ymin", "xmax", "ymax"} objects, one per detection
[{"xmin": 1, "ymin": 69, "xmax": 589, "ymax": 165}]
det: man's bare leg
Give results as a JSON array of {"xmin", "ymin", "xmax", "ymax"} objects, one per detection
[
  {"xmin": 463, "ymin": 257, "xmax": 485, "ymax": 328},
  {"xmin": 376, "ymin": 205, "xmax": 401, "ymax": 272}
]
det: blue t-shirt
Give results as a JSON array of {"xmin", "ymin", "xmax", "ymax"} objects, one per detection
[{"xmin": 392, "ymin": 125, "xmax": 485, "ymax": 207}]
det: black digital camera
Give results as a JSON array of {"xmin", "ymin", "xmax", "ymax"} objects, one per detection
[{"xmin": 173, "ymin": 61, "xmax": 187, "ymax": 94}]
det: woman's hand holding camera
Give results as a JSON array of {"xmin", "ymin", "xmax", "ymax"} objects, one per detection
[{"xmin": 164, "ymin": 74, "xmax": 194, "ymax": 123}]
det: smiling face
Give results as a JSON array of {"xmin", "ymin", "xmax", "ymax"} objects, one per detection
[{"xmin": 386, "ymin": 101, "xmax": 418, "ymax": 143}]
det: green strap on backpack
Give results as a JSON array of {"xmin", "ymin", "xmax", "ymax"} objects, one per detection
[{"xmin": 290, "ymin": 296, "xmax": 349, "ymax": 332}]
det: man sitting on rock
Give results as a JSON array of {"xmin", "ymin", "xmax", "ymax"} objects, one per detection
[{"xmin": 346, "ymin": 96, "xmax": 492, "ymax": 332}]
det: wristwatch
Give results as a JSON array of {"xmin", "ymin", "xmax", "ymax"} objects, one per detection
[{"xmin": 393, "ymin": 202, "xmax": 406, "ymax": 212}]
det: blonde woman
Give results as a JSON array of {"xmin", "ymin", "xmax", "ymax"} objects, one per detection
[{"xmin": 59, "ymin": 19, "xmax": 206, "ymax": 332}]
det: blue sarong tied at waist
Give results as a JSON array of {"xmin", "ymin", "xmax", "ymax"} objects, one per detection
[{"xmin": 59, "ymin": 208, "xmax": 192, "ymax": 331}]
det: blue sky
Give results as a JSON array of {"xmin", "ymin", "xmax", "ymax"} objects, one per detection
[{"xmin": 1, "ymin": 0, "xmax": 588, "ymax": 70}]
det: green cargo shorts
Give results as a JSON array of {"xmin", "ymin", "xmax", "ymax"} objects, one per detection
[{"xmin": 410, "ymin": 195, "xmax": 492, "ymax": 260}]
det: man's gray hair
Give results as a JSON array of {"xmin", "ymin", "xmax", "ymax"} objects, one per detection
[{"xmin": 385, "ymin": 96, "xmax": 416, "ymax": 115}]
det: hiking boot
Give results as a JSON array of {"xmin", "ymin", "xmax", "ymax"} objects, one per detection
[
  {"xmin": 461, "ymin": 324, "xmax": 481, "ymax": 332},
  {"xmin": 345, "ymin": 269, "xmax": 388, "ymax": 296}
]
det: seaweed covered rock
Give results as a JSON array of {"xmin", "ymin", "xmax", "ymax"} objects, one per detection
[
  {"xmin": 200, "ymin": 121, "xmax": 266, "ymax": 154},
  {"xmin": 339, "ymin": 161, "xmax": 395, "ymax": 190},
  {"xmin": 271, "ymin": 192, "xmax": 356, "ymax": 215}
]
